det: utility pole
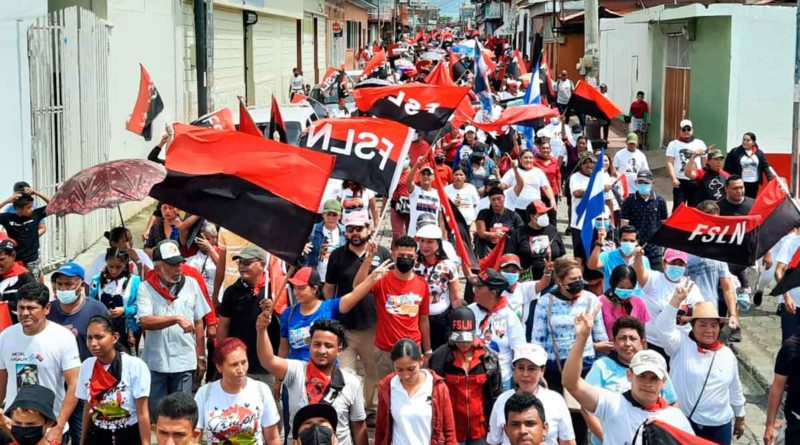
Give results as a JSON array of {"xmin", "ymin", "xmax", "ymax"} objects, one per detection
[
  {"xmin": 793, "ymin": 3, "xmax": 800, "ymax": 195},
  {"xmin": 194, "ymin": 0, "xmax": 209, "ymax": 116},
  {"xmin": 583, "ymin": 0, "xmax": 600, "ymax": 84}
]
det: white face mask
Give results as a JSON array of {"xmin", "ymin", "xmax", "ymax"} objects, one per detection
[
  {"xmin": 536, "ymin": 214, "xmax": 549, "ymax": 227},
  {"xmin": 56, "ymin": 289, "xmax": 80, "ymax": 305}
]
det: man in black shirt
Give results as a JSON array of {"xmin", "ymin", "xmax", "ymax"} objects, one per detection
[
  {"xmin": 0, "ymin": 191, "xmax": 50, "ymax": 281},
  {"xmin": 766, "ymin": 334, "xmax": 800, "ymax": 444},
  {"xmin": 684, "ymin": 148, "xmax": 729, "ymax": 205},
  {"xmin": 475, "ymin": 187, "xmax": 524, "ymax": 258},
  {"xmin": 323, "ymin": 216, "xmax": 390, "ymax": 425},
  {"xmin": 504, "ymin": 200, "xmax": 565, "ymax": 280},
  {"xmin": 717, "ymin": 175, "xmax": 754, "ymax": 216},
  {"xmin": 218, "ymin": 245, "xmax": 280, "ymax": 379}
]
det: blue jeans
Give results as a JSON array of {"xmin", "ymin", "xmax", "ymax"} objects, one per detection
[
  {"xmin": 149, "ymin": 370, "xmax": 194, "ymax": 416},
  {"xmin": 691, "ymin": 420, "xmax": 732, "ymax": 445}
]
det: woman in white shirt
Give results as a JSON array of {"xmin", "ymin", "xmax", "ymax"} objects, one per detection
[
  {"xmin": 77, "ymin": 315, "xmax": 151, "ymax": 445},
  {"xmin": 655, "ymin": 285, "xmax": 746, "ymax": 444},
  {"xmin": 374, "ymin": 339, "xmax": 457, "ymax": 445},
  {"xmin": 445, "ymin": 168, "xmax": 481, "ymax": 226},
  {"xmin": 88, "ymin": 248, "xmax": 142, "ymax": 354},
  {"xmin": 195, "ymin": 338, "xmax": 280, "ymax": 445}
]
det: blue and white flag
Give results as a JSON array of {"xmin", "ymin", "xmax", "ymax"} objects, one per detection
[
  {"xmin": 576, "ymin": 148, "xmax": 607, "ymax": 258},
  {"xmin": 473, "ymin": 42, "xmax": 494, "ymax": 117},
  {"xmin": 521, "ymin": 55, "xmax": 542, "ymax": 150}
]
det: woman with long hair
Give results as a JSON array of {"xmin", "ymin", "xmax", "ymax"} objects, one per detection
[
  {"xmin": 88, "ymin": 248, "xmax": 141, "ymax": 353},
  {"xmin": 598, "ymin": 265, "xmax": 650, "ymax": 337},
  {"xmin": 85, "ymin": 227, "xmax": 153, "ymax": 281},
  {"xmin": 723, "ymin": 132, "xmax": 774, "ymax": 198}
]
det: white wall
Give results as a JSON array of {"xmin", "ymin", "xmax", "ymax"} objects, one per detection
[
  {"xmin": 253, "ymin": 13, "xmax": 297, "ymax": 106},
  {"xmin": 599, "ymin": 17, "xmax": 653, "ymax": 114},
  {"xmin": 726, "ymin": 5, "xmax": 795, "ymax": 154},
  {"xmin": 0, "ymin": 1, "xmax": 47, "ymax": 194}
]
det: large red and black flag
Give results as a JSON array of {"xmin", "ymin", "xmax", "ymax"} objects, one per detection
[
  {"xmin": 191, "ymin": 108, "xmax": 236, "ymax": 131},
  {"xmin": 633, "ymin": 420, "xmax": 717, "ymax": 445},
  {"xmin": 361, "ymin": 50, "xmax": 387, "ymax": 79},
  {"xmin": 567, "ymin": 81, "xmax": 622, "ymax": 121},
  {"xmin": 126, "ymin": 64, "xmax": 164, "ymax": 141},
  {"xmin": 353, "ymin": 83, "xmax": 470, "ymax": 131},
  {"xmin": 268, "ymin": 95, "xmax": 288, "ymax": 143},
  {"xmin": 149, "ymin": 124, "xmax": 335, "ymax": 263},
  {"xmin": 237, "ymin": 97, "xmax": 262, "ymax": 138},
  {"xmin": 424, "ymin": 62, "xmax": 476, "ymax": 129},
  {"xmin": 472, "ymin": 104, "xmax": 559, "ymax": 133},
  {"xmin": 648, "ymin": 204, "xmax": 762, "ymax": 266},
  {"xmin": 298, "ymin": 117, "xmax": 413, "ymax": 196},
  {"xmin": 749, "ymin": 178, "xmax": 800, "ymax": 258}
]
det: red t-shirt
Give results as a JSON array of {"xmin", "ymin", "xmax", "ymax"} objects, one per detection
[
  {"xmin": 629, "ymin": 100, "xmax": 649, "ymax": 119},
  {"xmin": 435, "ymin": 164, "xmax": 453, "ymax": 185},
  {"xmin": 372, "ymin": 272, "xmax": 431, "ymax": 351}
]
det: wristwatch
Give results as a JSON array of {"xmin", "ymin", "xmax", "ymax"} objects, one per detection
[
  {"xmin": 424, "ymin": 350, "xmax": 433, "ymax": 355},
  {"xmin": 197, "ymin": 355, "xmax": 207, "ymax": 361}
]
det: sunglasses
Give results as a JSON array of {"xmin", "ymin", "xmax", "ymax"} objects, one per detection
[
  {"xmin": 345, "ymin": 226, "xmax": 365, "ymax": 233},
  {"xmin": 420, "ymin": 170, "xmax": 434, "ymax": 176},
  {"xmin": 681, "ymin": 126, "xmax": 692, "ymax": 132},
  {"xmin": 324, "ymin": 212, "xmax": 340, "ymax": 217}
]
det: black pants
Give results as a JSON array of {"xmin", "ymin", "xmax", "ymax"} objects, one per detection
[
  {"xmin": 672, "ymin": 179, "xmax": 696, "ymax": 211},
  {"xmin": 429, "ymin": 309, "xmax": 452, "ymax": 351},
  {"xmin": 85, "ymin": 422, "xmax": 142, "ymax": 445},
  {"xmin": 744, "ymin": 181, "xmax": 760, "ymax": 199}
]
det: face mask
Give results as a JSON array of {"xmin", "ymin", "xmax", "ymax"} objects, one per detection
[
  {"xmin": 619, "ymin": 241, "xmax": 637, "ymax": 257},
  {"xmin": 395, "ymin": 257, "xmax": 415, "ymax": 273},
  {"xmin": 12, "ymin": 425, "xmax": 45, "ymax": 445},
  {"xmin": 56, "ymin": 289, "xmax": 79, "ymax": 305},
  {"xmin": 614, "ymin": 288, "xmax": 635, "ymax": 300},
  {"xmin": 636, "ymin": 183, "xmax": 652, "ymax": 195},
  {"xmin": 593, "ymin": 220, "xmax": 607, "ymax": 230},
  {"xmin": 665, "ymin": 265, "xmax": 685, "ymax": 282},
  {"xmin": 535, "ymin": 214, "xmax": 549, "ymax": 227},
  {"xmin": 501, "ymin": 272, "xmax": 519, "ymax": 286},
  {"xmin": 298, "ymin": 424, "xmax": 335, "ymax": 445},
  {"xmin": 434, "ymin": 156, "xmax": 445, "ymax": 164},
  {"xmin": 566, "ymin": 280, "xmax": 585, "ymax": 295}
]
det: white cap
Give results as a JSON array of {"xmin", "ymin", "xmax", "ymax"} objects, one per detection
[
  {"xmin": 512, "ymin": 343, "xmax": 548, "ymax": 367},
  {"xmin": 630, "ymin": 350, "xmax": 668, "ymax": 380},
  {"xmin": 679, "ymin": 119, "xmax": 693, "ymax": 129},
  {"xmin": 464, "ymin": 125, "xmax": 477, "ymax": 134},
  {"xmin": 536, "ymin": 127, "xmax": 553, "ymax": 139},
  {"xmin": 415, "ymin": 223, "xmax": 442, "ymax": 240}
]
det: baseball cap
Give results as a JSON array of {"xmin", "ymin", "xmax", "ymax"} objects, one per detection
[
  {"xmin": 636, "ymin": 169, "xmax": 654, "ymax": 184},
  {"xmin": 679, "ymin": 119, "xmax": 693, "ymax": 129},
  {"xmin": 0, "ymin": 237, "xmax": 16, "ymax": 253},
  {"xmin": 52, "ymin": 261, "xmax": 85, "ymax": 281},
  {"xmin": 664, "ymin": 248, "xmax": 688, "ymax": 263},
  {"xmin": 527, "ymin": 199, "xmax": 550, "ymax": 215},
  {"xmin": 707, "ymin": 149, "xmax": 724, "ymax": 159},
  {"xmin": 322, "ymin": 199, "xmax": 342, "ymax": 214},
  {"xmin": 630, "ymin": 350, "xmax": 668, "ymax": 380},
  {"xmin": 7, "ymin": 385, "xmax": 57, "ymax": 424},
  {"xmin": 416, "ymin": 223, "xmax": 442, "ymax": 240},
  {"xmin": 292, "ymin": 403, "xmax": 339, "ymax": 439},
  {"xmin": 152, "ymin": 240, "xmax": 185, "ymax": 266},
  {"xmin": 578, "ymin": 151, "xmax": 595, "ymax": 164},
  {"xmin": 343, "ymin": 211, "xmax": 369, "ymax": 228},
  {"xmin": 626, "ymin": 133, "xmax": 639, "ymax": 144},
  {"xmin": 420, "ymin": 164, "xmax": 435, "ymax": 174},
  {"xmin": 485, "ymin": 175, "xmax": 500, "ymax": 186},
  {"xmin": 474, "ymin": 268, "xmax": 509, "ymax": 293},
  {"xmin": 512, "ymin": 343, "xmax": 548, "ymax": 367},
  {"xmin": 288, "ymin": 266, "xmax": 322, "ymax": 287},
  {"xmin": 498, "ymin": 254, "xmax": 522, "ymax": 269},
  {"xmin": 464, "ymin": 125, "xmax": 477, "ymax": 134},
  {"xmin": 449, "ymin": 307, "xmax": 476, "ymax": 343},
  {"xmin": 232, "ymin": 245, "xmax": 268, "ymax": 263}
]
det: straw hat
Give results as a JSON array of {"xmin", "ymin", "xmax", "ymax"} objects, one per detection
[{"xmin": 686, "ymin": 301, "xmax": 728, "ymax": 322}]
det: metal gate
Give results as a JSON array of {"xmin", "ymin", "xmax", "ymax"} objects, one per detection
[{"xmin": 28, "ymin": 7, "xmax": 111, "ymax": 269}]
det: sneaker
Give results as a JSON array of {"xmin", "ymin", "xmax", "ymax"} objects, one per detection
[
  {"xmin": 729, "ymin": 329, "xmax": 742, "ymax": 343},
  {"xmin": 754, "ymin": 290, "xmax": 763, "ymax": 307}
]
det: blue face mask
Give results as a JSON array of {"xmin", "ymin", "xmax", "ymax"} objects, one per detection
[
  {"xmin": 501, "ymin": 272, "xmax": 519, "ymax": 286},
  {"xmin": 614, "ymin": 288, "xmax": 635, "ymax": 300},
  {"xmin": 593, "ymin": 220, "xmax": 606, "ymax": 230},
  {"xmin": 619, "ymin": 241, "xmax": 637, "ymax": 256},
  {"xmin": 665, "ymin": 265, "xmax": 686, "ymax": 282},
  {"xmin": 636, "ymin": 183, "xmax": 652, "ymax": 195}
]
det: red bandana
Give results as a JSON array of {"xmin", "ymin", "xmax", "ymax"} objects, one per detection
[
  {"xmin": 89, "ymin": 358, "xmax": 119, "ymax": 405},
  {"xmin": 697, "ymin": 340, "xmax": 724, "ymax": 353},
  {"xmin": 144, "ymin": 270, "xmax": 179, "ymax": 302},
  {"xmin": 252, "ymin": 273, "xmax": 267, "ymax": 296},
  {"xmin": 641, "ymin": 397, "xmax": 669, "ymax": 412},
  {"xmin": 2, "ymin": 262, "xmax": 28, "ymax": 279},
  {"xmin": 305, "ymin": 361, "xmax": 332, "ymax": 404}
]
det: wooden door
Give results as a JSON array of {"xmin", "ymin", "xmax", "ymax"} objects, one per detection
[{"xmin": 663, "ymin": 67, "xmax": 691, "ymax": 147}]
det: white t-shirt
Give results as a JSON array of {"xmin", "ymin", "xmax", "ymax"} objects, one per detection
[
  {"xmin": 338, "ymin": 188, "xmax": 376, "ymax": 223},
  {"xmin": 186, "ymin": 251, "xmax": 216, "ymax": 295},
  {"xmin": 665, "ymin": 138, "xmax": 706, "ymax": 181},
  {"xmin": 569, "ymin": 172, "xmax": 592, "ymax": 229},
  {"xmin": 390, "ymin": 369, "xmax": 434, "ymax": 445},
  {"xmin": 85, "ymin": 249, "xmax": 153, "ymax": 284},
  {"xmin": 468, "ymin": 303, "xmax": 526, "ymax": 388},
  {"xmin": 740, "ymin": 151, "xmax": 760, "ymax": 183},
  {"xmin": 413, "ymin": 259, "xmax": 459, "ymax": 316},
  {"xmin": 555, "ymin": 79, "xmax": 573, "ymax": 105},
  {"xmin": 488, "ymin": 388, "xmax": 575, "ymax": 445},
  {"xmin": 283, "ymin": 360, "xmax": 366, "ymax": 444},
  {"xmin": 76, "ymin": 353, "xmax": 150, "ymax": 430},
  {"xmin": 0, "ymin": 322, "xmax": 81, "ymax": 422},
  {"xmin": 592, "ymin": 388, "xmax": 693, "ymax": 445},
  {"xmin": 775, "ymin": 232, "xmax": 800, "ymax": 303},
  {"xmin": 317, "ymin": 226, "xmax": 341, "ymax": 281},
  {"xmin": 501, "ymin": 280, "xmax": 541, "ymax": 324},
  {"xmin": 640, "ymin": 272, "xmax": 703, "ymax": 347},
  {"xmin": 291, "ymin": 75, "xmax": 305, "ymax": 92},
  {"xmin": 195, "ymin": 378, "xmax": 280, "ymax": 445},
  {"xmin": 445, "ymin": 183, "xmax": 481, "ymax": 225},
  {"xmin": 408, "ymin": 187, "xmax": 441, "ymax": 237},
  {"xmin": 613, "ymin": 148, "xmax": 650, "ymax": 193},
  {"xmin": 501, "ymin": 167, "xmax": 550, "ymax": 211}
]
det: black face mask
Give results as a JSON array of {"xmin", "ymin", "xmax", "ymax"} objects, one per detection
[
  {"xmin": 395, "ymin": 257, "xmax": 415, "ymax": 273},
  {"xmin": 12, "ymin": 425, "xmax": 45, "ymax": 445},
  {"xmin": 299, "ymin": 424, "xmax": 335, "ymax": 445},
  {"xmin": 434, "ymin": 156, "xmax": 445, "ymax": 164},
  {"xmin": 565, "ymin": 280, "xmax": 586, "ymax": 295}
]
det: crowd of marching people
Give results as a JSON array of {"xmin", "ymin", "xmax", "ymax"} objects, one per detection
[{"xmin": 0, "ymin": 27, "xmax": 798, "ymax": 445}]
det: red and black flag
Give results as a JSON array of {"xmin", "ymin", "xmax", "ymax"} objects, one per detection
[
  {"xmin": 448, "ymin": 51, "xmax": 462, "ymax": 79},
  {"xmin": 538, "ymin": 50, "xmax": 556, "ymax": 106},
  {"xmin": 749, "ymin": 178, "xmax": 800, "ymax": 258},
  {"xmin": 426, "ymin": 149, "xmax": 473, "ymax": 268},
  {"xmin": 353, "ymin": 83, "xmax": 470, "ymax": 131},
  {"xmin": 424, "ymin": 62, "xmax": 475, "ymax": 129},
  {"xmin": 149, "ymin": 124, "xmax": 335, "ymax": 263},
  {"xmin": 633, "ymin": 420, "xmax": 717, "ymax": 445},
  {"xmin": 648, "ymin": 204, "xmax": 762, "ymax": 266},
  {"xmin": 191, "ymin": 108, "xmax": 236, "ymax": 131},
  {"xmin": 567, "ymin": 81, "xmax": 622, "ymax": 121},
  {"xmin": 320, "ymin": 67, "xmax": 341, "ymax": 92},
  {"xmin": 126, "ymin": 64, "xmax": 164, "ymax": 141},
  {"xmin": 472, "ymin": 104, "xmax": 559, "ymax": 133},
  {"xmin": 424, "ymin": 61, "xmax": 455, "ymax": 86},
  {"xmin": 268, "ymin": 95, "xmax": 288, "ymax": 143},
  {"xmin": 237, "ymin": 97, "xmax": 262, "ymax": 138},
  {"xmin": 361, "ymin": 50, "xmax": 386, "ymax": 80},
  {"xmin": 298, "ymin": 117, "xmax": 413, "ymax": 196},
  {"xmin": 773, "ymin": 248, "xmax": 800, "ymax": 295}
]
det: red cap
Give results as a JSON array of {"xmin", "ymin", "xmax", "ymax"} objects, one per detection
[
  {"xmin": 528, "ymin": 199, "xmax": 550, "ymax": 215},
  {"xmin": 288, "ymin": 267, "xmax": 322, "ymax": 287},
  {"xmin": 498, "ymin": 254, "xmax": 522, "ymax": 269}
]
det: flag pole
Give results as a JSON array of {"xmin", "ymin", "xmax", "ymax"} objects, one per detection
[{"xmin": 373, "ymin": 197, "xmax": 393, "ymax": 245}]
